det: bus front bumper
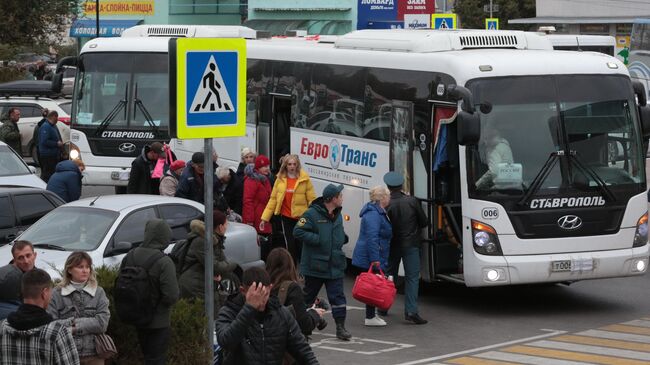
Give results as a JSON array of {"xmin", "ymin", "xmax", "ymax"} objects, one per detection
[
  {"xmin": 465, "ymin": 244, "xmax": 649, "ymax": 287},
  {"xmin": 82, "ymin": 165, "xmax": 130, "ymax": 187}
]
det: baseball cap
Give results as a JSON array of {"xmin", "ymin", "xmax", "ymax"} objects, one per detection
[{"xmin": 322, "ymin": 184, "xmax": 344, "ymax": 200}]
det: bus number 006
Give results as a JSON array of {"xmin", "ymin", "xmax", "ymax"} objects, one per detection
[{"xmin": 481, "ymin": 208, "xmax": 499, "ymax": 220}]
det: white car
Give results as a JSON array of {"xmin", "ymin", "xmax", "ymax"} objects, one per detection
[
  {"xmin": 0, "ymin": 195, "xmax": 263, "ymax": 279},
  {"xmin": 0, "ymin": 141, "xmax": 45, "ymax": 189},
  {"xmin": 0, "ymin": 96, "xmax": 70, "ymax": 160}
]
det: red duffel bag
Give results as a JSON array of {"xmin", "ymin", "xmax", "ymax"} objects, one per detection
[{"xmin": 352, "ymin": 265, "xmax": 396, "ymax": 311}]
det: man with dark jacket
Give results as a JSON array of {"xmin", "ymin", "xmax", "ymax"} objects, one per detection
[
  {"xmin": 383, "ymin": 171, "xmax": 428, "ymax": 325},
  {"xmin": 0, "ymin": 241, "xmax": 37, "ymax": 320},
  {"xmin": 127, "ymin": 142, "xmax": 165, "ymax": 195},
  {"xmin": 31, "ymin": 108, "xmax": 48, "ymax": 160},
  {"xmin": 119, "ymin": 219, "xmax": 179, "ymax": 365},
  {"xmin": 38, "ymin": 110, "xmax": 63, "ymax": 182},
  {"xmin": 0, "ymin": 107, "xmax": 22, "ymax": 155},
  {"xmin": 216, "ymin": 166, "xmax": 243, "ymax": 215},
  {"xmin": 46, "ymin": 160, "xmax": 83, "ymax": 202},
  {"xmin": 176, "ymin": 152, "xmax": 221, "ymax": 205},
  {"xmin": 294, "ymin": 183, "xmax": 351, "ymax": 341},
  {"xmin": 0, "ymin": 268, "xmax": 80, "ymax": 364},
  {"xmin": 216, "ymin": 267, "xmax": 319, "ymax": 365}
]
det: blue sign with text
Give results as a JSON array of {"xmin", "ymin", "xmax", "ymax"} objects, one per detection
[{"xmin": 357, "ymin": 0, "xmax": 398, "ymax": 29}]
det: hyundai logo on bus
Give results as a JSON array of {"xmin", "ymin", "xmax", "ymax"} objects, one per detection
[
  {"xmin": 300, "ymin": 137, "xmax": 377, "ymax": 169},
  {"xmin": 529, "ymin": 196, "xmax": 605, "ymax": 209},
  {"xmin": 118, "ymin": 142, "xmax": 136, "ymax": 153},
  {"xmin": 558, "ymin": 215, "xmax": 583, "ymax": 230}
]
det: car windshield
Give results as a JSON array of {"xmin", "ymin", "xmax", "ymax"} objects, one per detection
[
  {"xmin": 466, "ymin": 75, "xmax": 645, "ymax": 201},
  {"xmin": 59, "ymin": 102, "xmax": 72, "ymax": 115},
  {"xmin": 19, "ymin": 207, "xmax": 118, "ymax": 251},
  {"xmin": 74, "ymin": 52, "xmax": 168, "ymax": 128},
  {"xmin": 0, "ymin": 145, "xmax": 31, "ymax": 176}
]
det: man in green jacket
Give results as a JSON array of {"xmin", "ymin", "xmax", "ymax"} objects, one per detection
[
  {"xmin": 120, "ymin": 219, "xmax": 179, "ymax": 365},
  {"xmin": 0, "ymin": 108, "xmax": 22, "ymax": 155},
  {"xmin": 294, "ymin": 183, "xmax": 351, "ymax": 341}
]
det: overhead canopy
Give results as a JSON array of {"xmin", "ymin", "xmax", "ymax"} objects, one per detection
[
  {"xmin": 243, "ymin": 19, "xmax": 351, "ymax": 36},
  {"xmin": 69, "ymin": 19, "xmax": 143, "ymax": 37}
]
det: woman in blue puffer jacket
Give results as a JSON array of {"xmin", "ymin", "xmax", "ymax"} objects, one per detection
[
  {"xmin": 46, "ymin": 159, "xmax": 84, "ymax": 202},
  {"xmin": 351, "ymin": 185, "xmax": 392, "ymax": 327}
]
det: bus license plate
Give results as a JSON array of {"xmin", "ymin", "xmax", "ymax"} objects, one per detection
[{"xmin": 551, "ymin": 260, "xmax": 571, "ymax": 272}]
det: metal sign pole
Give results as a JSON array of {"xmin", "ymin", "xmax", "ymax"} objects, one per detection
[
  {"xmin": 95, "ymin": 0, "xmax": 100, "ymax": 38},
  {"xmin": 204, "ymin": 138, "xmax": 215, "ymax": 355}
]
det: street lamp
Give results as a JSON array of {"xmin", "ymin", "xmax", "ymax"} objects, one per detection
[{"xmin": 96, "ymin": 0, "xmax": 100, "ymax": 38}]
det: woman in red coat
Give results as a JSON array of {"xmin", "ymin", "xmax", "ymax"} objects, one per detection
[{"xmin": 243, "ymin": 155, "xmax": 273, "ymax": 259}]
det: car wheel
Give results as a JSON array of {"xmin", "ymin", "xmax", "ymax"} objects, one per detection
[
  {"xmin": 115, "ymin": 186, "xmax": 127, "ymax": 194},
  {"xmin": 30, "ymin": 145, "xmax": 39, "ymax": 166}
]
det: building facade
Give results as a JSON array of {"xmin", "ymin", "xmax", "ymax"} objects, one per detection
[{"xmin": 245, "ymin": 0, "xmax": 355, "ymax": 35}]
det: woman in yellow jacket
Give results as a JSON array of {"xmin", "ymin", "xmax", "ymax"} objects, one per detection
[{"xmin": 261, "ymin": 154, "xmax": 316, "ymax": 264}]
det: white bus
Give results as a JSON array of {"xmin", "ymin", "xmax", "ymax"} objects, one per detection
[
  {"xmin": 543, "ymin": 34, "xmax": 616, "ymax": 56},
  {"xmin": 54, "ymin": 26, "xmax": 650, "ymax": 287}
]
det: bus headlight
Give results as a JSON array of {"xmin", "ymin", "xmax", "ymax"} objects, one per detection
[
  {"xmin": 633, "ymin": 212, "xmax": 648, "ymax": 247},
  {"xmin": 471, "ymin": 220, "xmax": 503, "ymax": 256},
  {"xmin": 68, "ymin": 143, "xmax": 81, "ymax": 161}
]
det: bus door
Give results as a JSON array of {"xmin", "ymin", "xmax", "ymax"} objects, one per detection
[
  {"xmin": 270, "ymin": 93, "xmax": 292, "ymax": 172},
  {"xmin": 429, "ymin": 104, "xmax": 463, "ymax": 282}
]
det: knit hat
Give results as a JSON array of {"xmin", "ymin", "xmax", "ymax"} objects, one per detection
[
  {"xmin": 255, "ymin": 155, "xmax": 270, "ymax": 169},
  {"xmin": 213, "ymin": 210, "xmax": 227, "ymax": 227},
  {"xmin": 191, "ymin": 152, "xmax": 205, "ymax": 165},
  {"xmin": 170, "ymin": 159, "xmax": 186, "ymax": 172}
]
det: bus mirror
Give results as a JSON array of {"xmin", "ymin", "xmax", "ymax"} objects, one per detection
[
  {"xmin": 51, "ymin": 73, "xmax": 63, "ymax": 93},
  {"xmin": 457, "ymin": 110, "xmax": 480, "ymax": 146},
  {"xmin": 639, "ymin": 106, "xmax": 650, "ymax": 139},
  {"xmin": 55, "ymin": 56, "xmax": 77, "ymax": 73},
  {"xmin": 633, "ymin": 81, "xmax": 647, "ymax": 107},
  {"xmin": 447, "ymin": 85, "xmax": 476, "ymax": 113}
]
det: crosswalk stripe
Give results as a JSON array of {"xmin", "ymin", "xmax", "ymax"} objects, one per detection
[
  {"xmin": 502, "ymin": 344, "xmax": 650, "ymax": 365},
  {"xmin": 622, "ymin": 320, "xmax": 650, "ymax": 328},
  {"xmin": 475, "ymin": 350, "xmax": 592, "ymax": 365},
  {"xmin": 577, "ymin": 330, "xmax": 650, "ymax": 344},
  {"xmin": 446, "ymin": 356, "xmax": 521, "ymax": 365},
  {"xmin": 601, "ymin": 325, "xmax": 650, "ymax": 336},
  {"xmin": 552, "ymin": 334, "xmax": 650, "ymax": 352},
  {"xmin": 526, "ymin": 340, "xmax": 650, "ymax": 361}
]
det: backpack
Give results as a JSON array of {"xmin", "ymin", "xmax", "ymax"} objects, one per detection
[
  {"xmin": 114, "ymin": 250, "xmax": 165, "ymax": 327},
  {"xmin": 168, "ymin": 238, "xmax": 194, "ymax": 276}
]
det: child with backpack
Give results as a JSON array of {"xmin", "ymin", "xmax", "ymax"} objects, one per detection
[{"xmin": 114, "ymin": 219, "xmax": 179, "ymax": 365}]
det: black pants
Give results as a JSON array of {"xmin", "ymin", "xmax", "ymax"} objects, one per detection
[
  {"xmin": 281, "ymin": 216, "xmax": 301, "ymax": 264},
  {"xmin": 136, "ymin": 327, "xmax": 170, "ymax": 365},
  {"xmin": 39, "ymin": 155, "xmax": 59, "ymax": 183}
]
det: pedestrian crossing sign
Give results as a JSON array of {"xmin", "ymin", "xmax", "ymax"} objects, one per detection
[
  {"xmin": 169, "ymin": 38, "xmax": 246, "ymax": 139},
  {"xmin": 432, "ymin": 14, "xmax": 457, "ymax": 30},
  {"xmin": 486, "ymin": 18, "xmax": 499, "ymax": 30}
]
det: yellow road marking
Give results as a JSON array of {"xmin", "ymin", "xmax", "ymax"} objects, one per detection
[
  {"xmin": 552, "ymin": 334, "xmax": 650, "ymax": 352},
  {"xmin": 503, "ymin": 345, "xmax": 650, "ymax": 365},
  {"xmin": 447, "ymin": 357, "xmax": 521, "ymax": 365},
  {"xmin": 601, "ymin": 325, "xmax": 650, "ymax": 336}
]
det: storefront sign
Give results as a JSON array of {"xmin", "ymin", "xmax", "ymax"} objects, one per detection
[
  {"xmin": 404, "ymin": 14, "xmax": 431, "ymax": 29},
  {"xmin": 357, "ymin": 0, "xmax": 398, "ymax": 29},
  {"xmin": 398, "ymin": 0, "xmax": 434, "ymax": 20},
  {"xmin": 83, "ymin": 0, "xmax": 154, "ymax": 16}
]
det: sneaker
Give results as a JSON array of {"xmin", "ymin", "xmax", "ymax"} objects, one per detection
[
  {"xmin": 405, "ymin": 313, "xmax": 428, "ymax": 325},
  {"xmin": 365, "ymin": 316, "xmax": 387, "ymax": 327}
]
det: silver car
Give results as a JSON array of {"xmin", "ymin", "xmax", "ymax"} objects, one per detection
[{"xmin": 0, "ymin": 195, "xmax": 262, "ymax": 279}]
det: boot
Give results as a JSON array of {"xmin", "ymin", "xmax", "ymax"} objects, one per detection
[{"xmin": 335, "ymin": 318, "xmax": 352, "ymax": 341}]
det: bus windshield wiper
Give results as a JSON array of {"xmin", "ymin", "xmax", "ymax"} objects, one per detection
[
  {"xmin": 32, "ymin": 243, "xmax": 67, "ymax": 251},
  {"xmin": 133, "ymin": 83, "xmax": 160, "ymax": 137},
  {"xmin": 94, "ymin": 82, "xmax": 128, "ymax": 137},
  {"xmin": 518, "ymin": 151, "xmax": 562, "ymax": 207},
  {"xmin": 567, "ymin": 150, "xmax": 616, "ymax": 202}
]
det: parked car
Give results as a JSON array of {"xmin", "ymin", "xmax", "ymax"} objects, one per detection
[
  {"xmin": 0, "ymin": 94, "xmax": 70, "ymax": 160},
  {"xmin": 0, "ymin": 187, "xmax": 65, "ymax": 246},
  {"xmin": 0, "ymin": 141, "xmax": 46, "ymax": 189},
  {"xmin": 0, "ymin": 195, "xmax": 263, "ymax": 279}
]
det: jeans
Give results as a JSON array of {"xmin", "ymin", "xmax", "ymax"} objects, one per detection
[
  {"xmin": 136, "ymin": 327, "xmax": 171, "ymax": 365},
  {"xmin": 388, "ymin": 245, "xmax": 420, "ymax": 315},
  {"xmin": 303, "ymin": 276, "xmax": 347, "ymax": 320}
]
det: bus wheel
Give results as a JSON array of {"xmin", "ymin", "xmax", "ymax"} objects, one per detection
[{"xmin": 115, "ymin": 186, "xmax": 127, "ymax": 194}]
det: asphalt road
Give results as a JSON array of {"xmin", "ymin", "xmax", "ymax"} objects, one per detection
[{"xmin": 82, "ymin": 186, "xmax": 650, "ymax": 365}]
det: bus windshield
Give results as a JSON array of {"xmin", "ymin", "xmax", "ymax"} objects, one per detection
[
  {"xmin": 74, "ymin": 52, "xmax": 169, "ymax": 129},
  {"xmin": 466, "ymin": 75, "xmax": 645, "ymax": 202}
]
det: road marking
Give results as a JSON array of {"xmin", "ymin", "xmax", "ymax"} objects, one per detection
[
  {"xmin": 622, "ymin": 320, "xmax": 650, "ymax": 328},
  {"xmin": 601, "ymin": 324, "xmax": 650, "ymax": 336},
  {"xmin": 503, "ymin": 344, "xmax": 650, "ymax": 365},
  {"xmin": 475, "ymin": 350, "xmax": 592, "ymax": 365},
  {"xmin": 311, "ymin": 332, "xmax": 415, "ymax": 355},
  {"xmin": 553, "ymin": 334, "xmax": 650, "ymax": 352},
  {"xmin": 393, "ymin": 329, "xmax": 567, "ymax": 365},
  {"xmin": 527, "ymin": 339, "xmax": 650, "ymax": 361},
  {"xmin": 576, "ymin": 329, "xmax": 650, "ymax": 344},
  {"xmin": 446, "ymin": 356, "xmax": 520, "ymax": 365}
]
